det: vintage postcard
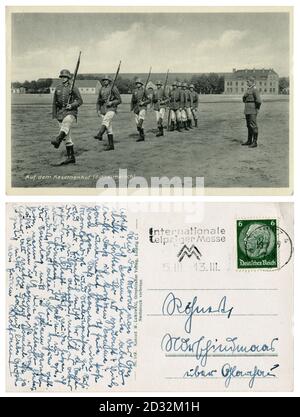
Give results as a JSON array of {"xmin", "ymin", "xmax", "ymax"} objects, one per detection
[
  {"xmin": 6, "ymin": 202, "xmax": 294, "ymax": 392},
  {"xmin": 6, "ymin": 6, "xmax": 293, "ymax": 195}
]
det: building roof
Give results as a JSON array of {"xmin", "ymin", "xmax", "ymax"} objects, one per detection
[
  {"xmin": 225, "ymin": 68, "xmax": 278, "ymax": 80},
  {"xmin": 50, "ymin": 79, "xmax": 100, "ymax": 88}
]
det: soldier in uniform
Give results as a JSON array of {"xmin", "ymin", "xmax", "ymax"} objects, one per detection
[
  {"xmin": 189, "ymin": 84, "xmax": 199, "ymax": 127},
  {"xmin": 152, "ymin": 80, "xmax": 169, "ymax": 137},
  {"xmin": 51, "ymin": 69, "xmax": 83, "ymax": 164},
  {"xmin": 179, "ymin": 82, "xmax": 189, "ymax": 131},
  {"xmin": 169, "ymin": 81, "xmax": 182, "ymax": 132},
  {"xmin": 182, "ymin": 82, "xmax": 193, "ymax": 129},
  {"xmin": 94, "ymin": 75, "xmax": 122, "ymax": 151},
  {"xmin": 242, "ymin": 76, "xmax": 262, "ymax": 148},
  {"xmin": 130, "ymin": 79, "xmax": 151, "ymax": 142}
]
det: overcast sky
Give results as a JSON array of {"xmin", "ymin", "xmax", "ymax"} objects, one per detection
[{"xmin": 11, "ymin": 12, "xmax": 290, "ymax": 81}]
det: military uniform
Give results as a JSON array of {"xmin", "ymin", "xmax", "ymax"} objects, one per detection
[
  {"xmin": 169, "ymin": 82, "xmax": 182, "ymax": 131},
  {"xmin": 51, "ymin": 69, "xmax": 83, "ymax": 165},
  {"xmin": 94, "ymin": 75, "xmax": 122, "ymax": 151},
  {"xmin": 152, "ymin": 80, "xmax": 169, "ymax": 137},
  {"xmin": 189, "ymin": 84, "xmax": 199, "ymax": 127},
  {"xmin": 182, "ymin": 83, "xmax": 193, "ymax": 129},
  {"xmin": 242, "ymin": 80, "xmax": 262, "ymax": 148},
  {"xmin": 131, "ymin": 79, "xmax": 151, "ymax": 141},
  {"xmin": 178, "ymin": 83, "xmax": 189, "ymax": 131}
]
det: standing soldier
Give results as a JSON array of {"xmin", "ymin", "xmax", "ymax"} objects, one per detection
[
  {"xmin": 169, "ymin": 81, "xmax": 182, "ymax": 132},
  {"xmin": 179, "ymin": 82, "xmax": 189, "ymax": 131},
  {"xmin": 51, "ymin": 69, "xmax": 83, "ymax": 165},
  {"xmin": 189, "ymin": 84, "xmax": 199, "ymax": 127},
  {"xmin": 130, "ymin": 79, "xmax": 151, "ymax": 142},
  {"xmin": 94, "ymin": 75, "xmax": 122, "ymax": 151},
  {"xmin": 182, "ymin": 82, "xmax": 193, "ymax": 129},
  {"xmin": 153, "ymin": 80, "xmax": 169, "ymax": 137},
  {"xmin": 242, "ymin": 76, "xmax": 262, "ymax": 148}
]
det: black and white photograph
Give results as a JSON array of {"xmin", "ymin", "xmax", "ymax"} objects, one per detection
[{"xmin": 7, "ymin": 6, "xmax": 293, "ymax": 194}]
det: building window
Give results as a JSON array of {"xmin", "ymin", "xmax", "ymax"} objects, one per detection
[
  {"xmin": 264, "ymin": 89, "xmax": 267, "ymax": 92},
  {"xmin": 264, "ymin": 82, "xmax": 267, "ymax": 86},
  {"xmin": 241, "ymin": 88, "xmax": 244, "ymax": 92},
  {"xmin": 270, "ymin": 88, "xmax": 272, "ymax": 93},
  {"xmin": 270, "ymin": 82, "xmax": 272, "ymax": 86},
  {"xmin": 236, "ymin": 82, "xmax": 238, "ymax": 86},
  {"xmin": 241, "ymin": 82, "xmax": 244, "ymax": 86},
  {"xmin": 259, "ymin": 82, "xmax": 262, "ymax": 86}
]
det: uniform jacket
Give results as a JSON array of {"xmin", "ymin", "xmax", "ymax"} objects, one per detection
[
  {"xmin": 184, "ymin": 90, "xmax": 193, "ymax": 108},
  {"xmin": 180, "ymin": 90, "xmax": 186, "ymax": 108},
  {"xmin": 169, "ymin": 88, "xmax": 181, "ymax": 110},
  {"xmin": 190, "ymin": 91, "xmax": 199, "ymax": 109},
  {"xmin": 243, "ymin": 86, "xmax": 262, "ymax": 115},
  {"xmin": 152, "ymin": 88, "xmax": 169, "ymax": 111},
  {"xmin": 131, "ymin": 87, "xmax": 151, "ymax": 114},
  {"xmin": 96, "ymin": 85, "xmax": 122, "ymax": 115},
  {"xmin": 52, "ymin": 82, "xmax": 83, "ymax": 122}
]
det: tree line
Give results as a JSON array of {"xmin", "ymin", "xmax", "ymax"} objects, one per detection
[{"xmin": 12, "ymin": 75, "xmax": 290, "ymax": 95}]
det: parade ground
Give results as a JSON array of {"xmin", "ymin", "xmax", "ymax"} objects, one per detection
[{"xmin": 10, "ymin": 94, "xmax": 290, "ymax": 190}]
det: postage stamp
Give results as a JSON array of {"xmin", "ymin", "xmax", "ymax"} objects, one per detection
[{"xmin": 237, "ymin": 219, "xmax": 277, "ymax": 269}]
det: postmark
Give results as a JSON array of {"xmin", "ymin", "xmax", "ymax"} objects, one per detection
[{"xmin": 237, "ymin": 219, "xmax": 277, "ymax": 269}]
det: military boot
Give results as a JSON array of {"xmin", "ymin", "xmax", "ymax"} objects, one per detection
[
  {"xmin": 176, "ymin": 121, "xmax": 182, "ymax": 132},
  {"xmin": 51, "ymin": 130, "xmax": 66, "ymax": 149},
  {"xmin": 136, "ymin": 120, "xmax": 145, "ymax": 142},
  {"xmin": 188, "ymin": 119, "xmax": 193, "ymax": 129},
  {"xmin": 60, "ymin": 145, "xmax": 76, "ymax": 165},
  {"xmin": 104, "ymin": 134, "xmax": 115, "ymax": 151},
  {"xmin": 194, "ymin": 119, "xmax": 198, "ymax": 127},
  {"xmin": 156, "ymin": 123, "xmax": 164, "ymax": 137},
  {"xmin": 184, "ymin": 121, "xmax": 189, "ymax": 131},
  {"xmin": 249, "ymin": 132, "xmax": 258, "ymax": 148},
  {"xmin": 242, "ymin": 128, "xmax": 253, "ymax": 146},
  {"xmin": 94, "ymin": 124, "xmax": 106, "ymax": 140}
]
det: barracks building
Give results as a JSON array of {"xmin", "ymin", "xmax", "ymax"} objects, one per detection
[
  {"xmin": 224, "ymin": 68, "xmax": 279, "ymax": 95},
  {"xmin": 50, "ymin": 79, "xmax": 101, "ymax": 95}
]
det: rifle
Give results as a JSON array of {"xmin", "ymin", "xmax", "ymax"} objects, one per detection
[
  {"xmin": 163, "ymin": 69, "xmax": 169, "ymax": 96},
  {"xmin": 141, "ymin": 66, "xmax": 152, "ymax": 102},
  {"xmin": 67, "ymin": 51, "xmax": 81, "ymax": 105},
  {"xmin": 108, "ymin": 60, "xmax": 122, "ymax": 102}
]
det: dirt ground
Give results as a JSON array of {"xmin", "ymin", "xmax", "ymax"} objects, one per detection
[{"xmin": 10, "ymin": 94, "xmax": 290, "ymax": 190}]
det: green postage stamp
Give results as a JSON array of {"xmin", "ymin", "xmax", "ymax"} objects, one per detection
[{"xmin": 237, "ymin": 219, "xmax": 278, "ymax": 269}]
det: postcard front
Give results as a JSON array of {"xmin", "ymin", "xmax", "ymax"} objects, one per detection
[
  {"xmin": 6, "ymin": 202, "xmax": 293, "ymax": 392},
  {"xmin": 6, "ymin": 6, "xmax": 293, "ymax": 195}
]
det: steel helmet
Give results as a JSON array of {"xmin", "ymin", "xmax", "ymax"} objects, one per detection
[
  {"xmin": 102, "ymin": 74, "xmax": 112, "ymax": 82},
  {"xmin": 135, "ymin": 78, "xmax": 144, "ymax": 85},
  {"xmin": 59, "ymin": 69, "xmax": 72, "ymax": 79}
]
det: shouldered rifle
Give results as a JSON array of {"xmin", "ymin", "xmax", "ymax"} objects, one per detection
[
  {"xmin": 163, "ymin": 69, "xmax": 169, "ymax": 97},
  {"xmin": 141, "ymin": 66, "xmax": 152, "ymax": 102},
  {"xmin": 108, "ymin": 60, "xmax": 122, "ymax": 102},
  {"xmin": 67, "ymin": 51, "xmax": 81, "ymax": 105}
]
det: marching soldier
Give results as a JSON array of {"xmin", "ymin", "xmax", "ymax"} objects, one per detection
[
  {"xmin": 152, "ymin": 80, "xmax": 169, "ymax": 137},
  {"xmin": 169, "ymin": 81, "xmax": 182, "ymax": 132},
  {"xmin": 94, "ymin": 75, "xmax": 122, "ymax": 151},
  {"xmin": 242, "ymin": 76, "xmax": 262, "ymax": 148},
  {"xmin": 189, "ymin": 84, "xmax": 199, "ymax": 127},
  {"xmin": 182, "ymin": 82, "xmax": 193, "ymax": 129},
  {"xmin": 130, "ymin": 79, "xmax": 151, "ymax": 142},
  {"xmin": 51, "ymin": 69, "xmax": 83, "ymax": 165},
  {"xmin": 178, "ymin": 82, "xmax": 189, "ymax": 131}
]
